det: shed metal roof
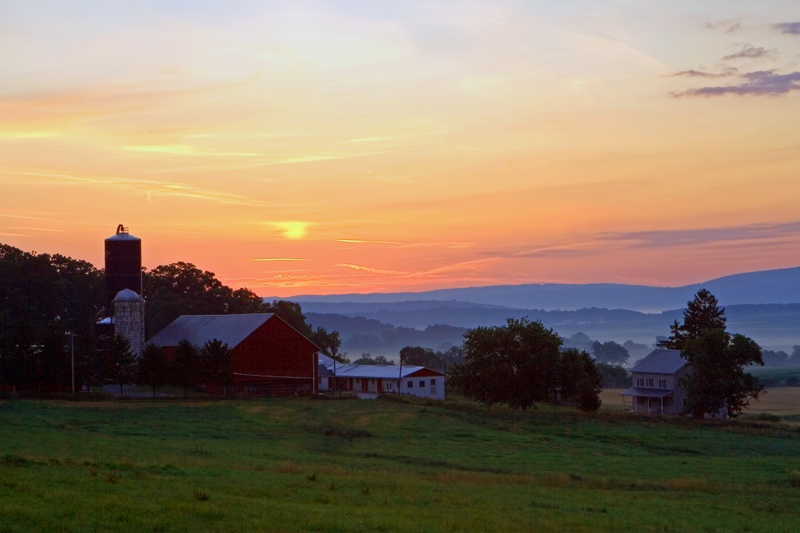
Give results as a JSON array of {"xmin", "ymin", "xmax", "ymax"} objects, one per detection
[
  {"xmin": 148, "ymin": 313, "xmax": 276, "ymax": 349},
  {"xmin": 630, "ymin": 349, "xmax": 687, "ymax": 375},
  {"xmin": 319, "ymin": 360, "xmax": 442, "ymax": 379}
]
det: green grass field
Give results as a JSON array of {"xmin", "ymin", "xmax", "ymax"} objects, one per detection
[{"xmin": 2, "ymin": 396, "xmax": 800, "ymax": 532}]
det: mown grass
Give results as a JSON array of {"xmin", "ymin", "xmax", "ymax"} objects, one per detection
[{"xmin": 1, "ymin": 396, "xmax": 800, "ymax": 532}]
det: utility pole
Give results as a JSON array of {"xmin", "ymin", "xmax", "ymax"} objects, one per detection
[{"xmin": 70, "ymin": 331, "xmax": 75, "ymax": 395}]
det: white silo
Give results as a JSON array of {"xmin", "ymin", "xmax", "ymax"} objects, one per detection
[{"xmin": 113, "ymin": 289, "xmax": 145, "ymax": 356}]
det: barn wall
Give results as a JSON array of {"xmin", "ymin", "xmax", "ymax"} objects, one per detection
[{"xmin": 232, "ymin": 317, "xmax": 319, "ymax": 396}]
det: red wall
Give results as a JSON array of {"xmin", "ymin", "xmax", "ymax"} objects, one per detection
[
  {"xmin": 406, "ymin": 368, "xmax": 444, "ymax": 378},
  {"xmin": 231, "ymin": 316, "xmax": 319, "ymax": 394}
]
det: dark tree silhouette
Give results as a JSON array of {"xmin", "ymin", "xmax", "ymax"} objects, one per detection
[
  {"xmin": 170, "ymin": 339, "xmax": 200, "ymax": 398},
  {"xmin": 201, "ymin": 339, "xmax": 234, "ymax": 395},
  {"xmin": 661, "ymin": 289, "xmax": 727, "ymax": 350},
  {"xmin": 451, "ymin": 318, "xmax": 562, "ymax": 410},
  {"xmin": 681, "ymin": 329, "xmax": 764, "ymax": 418},
  {"xmin": 591, "ymin": 341, "xmax": 629, "ymax": 365},
  {"xmin": 105, "ymin": 334, "xmax": 135, "ymax": 398},
  {"xmin": 137, "ymin": 343, "xmax": 169, "ymax": 397}
]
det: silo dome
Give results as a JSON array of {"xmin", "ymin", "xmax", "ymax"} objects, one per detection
[{"xmin": 114, "ymin": 288, "xmax": 144, "ymax": 303}]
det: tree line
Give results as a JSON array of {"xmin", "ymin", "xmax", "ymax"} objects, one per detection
[{"xmin": 0, "ymin": 243, "xmax": 340, "ymax": 392}]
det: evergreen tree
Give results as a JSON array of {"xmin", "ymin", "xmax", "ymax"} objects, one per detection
[
  {"xmin": 137, "ymin": 343, "xmax": 169, "ymax": 397},
  {"xmin": 170, "ymin": 339, "xmax": 200, "ymax": 397},
  {"xmin": 105, "ymin": 334, "xmax": 135, "ymax": 398},
  {"xmin": 661, "ymin": 289, "xmax": 727, "ymax": 350},
  {"xmin": 200, "ymin": 339, "xmax": 234, "ymax": 395}
]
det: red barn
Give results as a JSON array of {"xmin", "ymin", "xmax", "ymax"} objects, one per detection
[{"xmin": 148, "ymin": 313, "xmax": 319, "ymax": 396}]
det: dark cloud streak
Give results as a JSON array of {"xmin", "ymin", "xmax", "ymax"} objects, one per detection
[
  {"xmin": 668, "ymin": 68, "xmax": 737, "ymax": 79},
  {"xmin": 671, "ymin": 70, "xmax": 800, "ymax": 97},
  {"xmin": 775, "ymin": 22, "xmax": 800, "ymax": 35},
  {"xmin": 600, "ymin": 221, "xmax": 800, "ymax": 249},
  {"xmin": 722, "ymin": 45, "xmax": 771, "ymax": 60}
]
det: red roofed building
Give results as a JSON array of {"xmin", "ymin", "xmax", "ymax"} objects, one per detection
[{"xmin": 148, "ymin": 313, "xmax": 319, "ymax": 396}]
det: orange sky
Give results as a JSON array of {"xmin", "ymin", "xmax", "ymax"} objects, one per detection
[{"xmin": 1, "ymin": 1, "xmax": 799, "ymax": 296}]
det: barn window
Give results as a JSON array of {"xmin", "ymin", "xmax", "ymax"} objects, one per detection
[
  {"xmin": 408, "ymin": 381, "xmax": 413, "ymax": 388},
  {"xmin": 420, "ymin": 380, "xmax": 425, "ymax": 388}
]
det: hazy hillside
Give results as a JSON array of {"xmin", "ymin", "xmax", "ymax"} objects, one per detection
[
  {"xmin": 306, "ymin": 304, "xmax": 800, "ymax": 358},
  {"xmin": 281, "ymin": 266, "xmax": 800, "ymax": 312}
]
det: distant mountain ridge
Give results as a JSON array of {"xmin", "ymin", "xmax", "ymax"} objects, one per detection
[{"xmin": 275, "ymin": 266, "xmax": 800, "ymax": 312}]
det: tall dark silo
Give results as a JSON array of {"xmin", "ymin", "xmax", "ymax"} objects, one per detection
[{"xmin": 104, "ymin": 224, "xmax": 142, "ymax": 314}]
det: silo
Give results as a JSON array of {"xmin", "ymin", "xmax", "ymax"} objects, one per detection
[
  {"xmin": 104, "ymin": 224, "xmax": 142, "ymax": 314},
  {"xmin": 113, "ymin": 289, "xmax": 145, "ymax": 356}
]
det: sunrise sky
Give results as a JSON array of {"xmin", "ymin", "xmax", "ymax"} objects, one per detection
[{"xmin": 1, "ymin": 1, "xmax": 799, "ymax": 296}]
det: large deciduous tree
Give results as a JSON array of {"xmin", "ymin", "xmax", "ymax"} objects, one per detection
[
  {"xmin": 143, "ymin": 262, "xmax": 267, "ymax": 336},
  {"xmin": 662, "ymin": 289, "xmax": 763, "ymax": 418},
  {"xmin": 450, "ymin": 318, "xmax": 599, "ymax": 410},
  {"xmin": 591, "ymin": 341, "xmax": 630, "ymax": 365},
  {"xmin": 682, "ymin": 330, "xmax": 764, "ymax": 418}
]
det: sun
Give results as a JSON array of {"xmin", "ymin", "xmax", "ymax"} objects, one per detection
[{"xmin": 275, "ymin": 221, "xmax": 309, "ymax": 240}]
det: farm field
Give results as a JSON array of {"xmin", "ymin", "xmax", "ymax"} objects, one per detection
[
  {"xmin": 2, "ymin": 396, "xmax": 800, "ymax": 532},
  {"xmin": 601, "ymin": 387, "xmax": 800, "ymax": 416}
]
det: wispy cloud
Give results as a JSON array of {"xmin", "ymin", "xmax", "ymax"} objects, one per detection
[
  {"xmin": 0, "ymin": 131, "xmax": 64, "ymax": 139},
  {"xmin": 335, "ymin": 263, "xmax": 409, "ymax": 275},
  {"xmin": 251, "ymin": 258, "xmax": 309, "ymax": 262},
  {"xmin": 671, "ymin": 70, "xmax": 800, "ymax": 97},
  {"xmin": 667, "ymin": 68, "xmax": 737, "ymax": 79},
  {"xmin": 703, "ymin": 21, "xmax": 741, "ymax": 33},
  {"xmin": 336, "ymin": 239, "xmax": 471, "ymax": 248},
  {"xmin": 0, "ymin": 213, "xmax": 61, "ymax": 222},
  {"xmin": 0, "ymin": 168, "xmax": 270, "ymax": 206},
  {"xmin": 600, "ymin": 221, "xmax": 800, "ymax": 249},
  {"xmin": 124, "ymin": 145, "xmax": 264, "ymax": 157},
  {"xmin": 775, "ymin": 22, "xmax": 800, "ymax": 35},
  {"xmin": 722, "ymin": 45, "xmax": 772, "ymax": 61}
]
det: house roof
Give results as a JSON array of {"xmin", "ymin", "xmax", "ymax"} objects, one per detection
[
  {"xmin": 630, "ymin": 349, "xmax": 687, "ymax": 375},
  {"xmin": 148, "ymin": 313, "xmax": 277, "ymax": 349},
  {"xmin": 620, "ymin": 387, "xmax": 674, "ymax": 398}
]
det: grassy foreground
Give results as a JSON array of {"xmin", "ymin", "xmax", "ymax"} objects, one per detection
[{"xmin": 2, "ymin": 396, "xmax": 800, "ymax": 532}]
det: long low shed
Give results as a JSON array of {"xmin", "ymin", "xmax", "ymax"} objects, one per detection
[{"xmin": 318, "ymin": 355, "xmax": 445, "ymax": 399}]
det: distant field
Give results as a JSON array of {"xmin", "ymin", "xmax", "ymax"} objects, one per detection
[
  {"xmin": 601, "ymin": 387, "xmax": 800, "ymax": 416},
  {"xmin": 2, "ymin": 397, "xmax": 800, "ymax": 532}
]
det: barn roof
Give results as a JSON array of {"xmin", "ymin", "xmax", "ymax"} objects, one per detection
[
  {"xmin": 630, "ymin": 349, "xmax": 687, "ymax": 375},
  {"xmin": 148, "ymin": 313, "xmax": 277, "ymax": 349}
]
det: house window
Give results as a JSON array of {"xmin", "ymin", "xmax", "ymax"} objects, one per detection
[
  {"xmin": 636, "ymin": 378, "xmax": 643, "ymax": 387},
  {"xmin": 659, "ymin": 379, "xmax": 667, "ymax": 388},
  {"xmin": 637, "ymin": 397, "xmax": 646, "ymax": 405},
  {"xmin": 408, "ymin": 381, "xmax": 413, "ymax": 388},
  {"xmin": 430, "ymin": 379, "xmax": 436, "ymax": 386},
  {"xmin": 646, "ymin": 378, "xmax": 654, "ymax": 387},
  {"xmin": 420, "ymin": 380, "xmax": 425, "ymax": 388}
]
